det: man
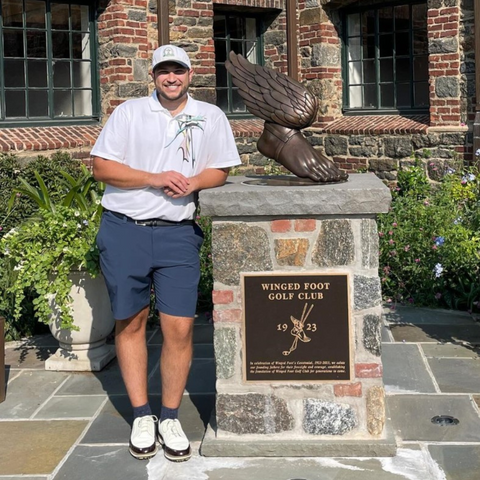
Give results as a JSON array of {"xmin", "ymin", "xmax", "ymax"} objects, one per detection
[{"xmin": 91, "ymin": 44, "xmax": 241, "ymax": 462}]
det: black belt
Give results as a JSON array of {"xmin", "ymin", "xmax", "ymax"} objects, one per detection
[{"xmin": 106, "ymin": 210, "xmax": 194, "ymax": 227}]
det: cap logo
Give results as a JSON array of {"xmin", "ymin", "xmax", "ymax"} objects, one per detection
[{"xmin": 163, "ymin": 47, "xmax": 175, "ymax": 59}]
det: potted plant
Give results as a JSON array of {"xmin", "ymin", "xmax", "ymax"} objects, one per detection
[{"xmin": 1, "ymin": 168, "xmax": 115, "ymax": 371}]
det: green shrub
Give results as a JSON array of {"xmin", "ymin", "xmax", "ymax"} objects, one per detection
[{"xmin": 379, "ymin": 161, "xmax": 480, "ymax": 313}]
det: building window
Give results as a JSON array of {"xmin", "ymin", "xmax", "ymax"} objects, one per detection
[
  {"xmin": 214, "ymin": 12, "xmax": 263, "ymax": 116},
  {"xmin": 343, "ymin": 1, "xmax": 429, "ymax": 114},
  {"xmin": 0, "ymin": 0, "xmax": 98, "ymax": 126}
]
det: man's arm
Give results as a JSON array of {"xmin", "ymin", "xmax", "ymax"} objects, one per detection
[
  {"xmin": 164, "ymin": 168, "xmax": 229, "ymax": 199},
  {"xmin": 92, "ymin": 156, "xmax": 190, "ymax": 194}
]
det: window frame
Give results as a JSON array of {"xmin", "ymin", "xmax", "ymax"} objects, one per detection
[
  {"xmin": 0, "ymin": 0, "xmax": 100, "ymax": 128},
  {"xmin": 341, "ymin": 0, "xmax": 429, "ymax": 116},
  {"xmin": 213, "ymin": 10, "xmax": 264, "ymax": 118}
]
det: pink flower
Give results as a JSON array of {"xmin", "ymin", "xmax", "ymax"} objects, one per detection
[
  {"xmin": 424, "ymin": 200, "xmax": 430, "ymax": 206},
  {"xmin": 389, "ymin": 239, "xmax": 395, "ymax": 245},
  {"xmin": 432, "ymin": 245, "xmax": 437, "ymax": 250},
  {"xmin": 389, "ymin": 230, "xmax": 393, "ymax": 236},
  {"xmin": 379, "ymin": 232, "xmax": 385, "ymax": 237},
  {"xmin": 404, "ymin": 245, "xmax": 410, "ymax": 251},
  {"xmin": 435, "ymin": 293, "xmax": 442, "ymax": 300},
  {"xmin": 415, "ymin": 258, "xmax": 420, "ymax": 263},
  {"xmin": 392, "ymin": 222, "xmax": 397, "ymax": 227}
]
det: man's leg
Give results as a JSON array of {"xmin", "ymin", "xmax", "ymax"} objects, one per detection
[
  {"xmin": 115, "ymin": 305, "xmax": 158, "ymax": 460},
  {"xmin": 115, "ymin": 305, "xmax": 150, "ymax": 407},
  {"xmin": 157, "ymin": 312, "xmax": 194, "ymax": 462}
]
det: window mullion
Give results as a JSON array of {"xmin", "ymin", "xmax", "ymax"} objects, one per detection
[{"xmin": 46, "ymin": 0, "xmax": 54, "ymax": 119}]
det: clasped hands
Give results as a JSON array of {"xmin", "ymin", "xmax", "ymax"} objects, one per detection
[{"xmin": 150, "ymin": 170, "xmax": 195, "ymax": 199}]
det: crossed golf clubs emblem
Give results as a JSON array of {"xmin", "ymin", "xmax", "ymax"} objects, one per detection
[{"xmin": 282, "ymin": 303, "xmax": 314, "ymax": 356}]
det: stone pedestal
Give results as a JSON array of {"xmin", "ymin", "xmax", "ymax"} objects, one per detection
[{"xmin": 199, "ymin": 174, "xmax": 396, "ymax": 457}]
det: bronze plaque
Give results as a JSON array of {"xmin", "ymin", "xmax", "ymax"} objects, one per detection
[{"xmin": 242, "ymin": 273, "xmax": 351, "ymax": 382}]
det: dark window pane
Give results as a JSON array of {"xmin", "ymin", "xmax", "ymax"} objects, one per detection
[
  {"xmin": 214, "ymin": 15, "xmax": 226, "ymax": 38},
  {"xmin": 413, "ymin": 30, "xmax": 428, "ymax": 55},
  {"xmin": 364, "ymin": 60, "xmax": 375, "ymax": 83},
  {"xmin": 363, "ymin": 36, "xmax": 375, "ymax": 59},
  {"xmin": 54, "ymin": 61, "xmax": 71, "ymax": 87},
  {"xmin": 3, "ymin": 0, "xmax": 23, "ymax": 27},
  {"xmin": 395, "ymin": 32, "xmax": 410, "ymax": 56},
  {"xmin": 216, "ymin": 89, "xmax": 228, "ymax": 112},
  {"xmin": 5, "ymin": 60, "xmax": 25, "ymax": 87},
  {"xmin": 232, "ymin": 88, "xmax": 246, "ymax": 112},
  {"xmin": 230, "ymin": 41, "xmax": 244, "ymax": 56},
  {"xmin": 228, "ymin": 16, "xmax": 244, "ymax": 40},
  {"xmin": 215, "ymin": 40, "xmax": 227, "ymax": 63},
  {"xmin": 348, "ymin": 13, "xmax": 360, "ymax": 37},
  {"xmin": 216, "ymin": 64, "xmax": 227, "ymax": 87},
  {"xmin": 364, "ymin": 84, "xmax": 376, "ymax": 108},
  {"xmin": 6, "ymin": 90, "xmax": 26, "ymax": 117},
  {"xmin": 72, "ymin": 33, "xmax": 89, "ymax": 59},
  {"xmin": 379, "ymin": 34, "xmax": 393, "ymax": 58},
  {"xmin": 26, "ymin": 0, "xmax": 46, "ymax": 28},
  {"xmin": 395, "ymin": 5, "xmax": 410, "ymax": 30},
  {"xmin": 378, "ymin": 7, "xmax": 393, "ymax": 33},
  {"xmin": 28, "ymin": 60, "xmax": 48, "ymax": 87},
  {"xmin": 380, "ymin": 84, "xmax": 394, "ymax": 108},
  {"xmin": 380, "ymin": 59, "xmax": 393, "ymax": 82},
  {"xmin": 28, "ymin": 90, "xmax": 48, "ymax": 116},
  {"xmin": 349, "ymin": 37, "xmax": 361, "ymax": 61},
  {"xmin": 397, "ymin": 83, "xmax": 410, "ymax": 107},
  {"xmin": 362, "ymin": 11, "xmax": 375, "ymax": 36},
  {"xmin": 413, "ymin": 56, "xmax": 428, "ymax": 81},
  {"xmin": 52, "ymin": 32, "xmax": 70, "ymax": 58},
  {"xmin": 4, "ymin": 29, "xmax": 24, "ymax": 57},
  {"xmin": 414, "ymin": 82, "xmax": 429, "ymax": 107},
  {"xmin": 71, "ymin": 5, "xmax": 89, "ymax": 31},
  {"xmin": 73, "ymin": 90, "xmax": 92, "ymax": 115},
  {"xmin": 349, "ymin": 85, "xmax": 362, "ymax": 108},
  {"xmin": 54, "ymin": 90, "xmax": 72, "ymax": 116},
  {"xmin": 51, "ymin": 3, "xmax": 69, "ymax": 30},
  {"xmin": 27, "ymin": 30, "xmax": 47, "ymax": 57},
  {"xmin": 412, "ymin": 3, "xmax": 427, "ymax": 26},
  {"xmin": 72, "ymin": 62, "xmax": 91, "ymax": 87},
  {"xmin": 396, "ymin": 58, "xmax": 411, "ymax": 82}
]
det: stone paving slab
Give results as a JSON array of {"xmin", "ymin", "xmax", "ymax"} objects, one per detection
[
  {"xmin": 0, "ymin": 420, "xmax": 87, "ymax": 475},
  {"xmin": 383, "ymin": 307, "xmax": 478, "ymax": 325},
  {"xmin": 34, "ymin": 395, "xmax": 106, "ymax": 419},
  {"xmin": 387, "ymin": 395, "xmax": 480, "ymax": 442},
  {"xmin": 0, "ymin": 371, "xmax": 69, "ymax": 419},
  {"xmin": 56, "ymin": 346, "xmax": 161, "ymax": 396},
  {"xmin": 52, "ymin": 445, "xmax": 149, "ymax": 480},
  {"xmin": 421, "ymin": 343, "xmax": 480, "ymax": 358},
  {"xmin": 81, "ymin": 394, "xmax": 214, "ymax": 445},
  {"xmin": 389, "ymin": 324, "xmax": 480, "ymax": 344},
  {"xmin": 426, "ymin": 358, "xmax": 480, "ymax": 394},
  {"xmin": 145, "ymin": 446, "xmax": 444, "ymax": 480},
  {"xmin": 382, "ymin": 344, "xmax": 436, "ymax": 393},
  {"xmin": 428, "ymin": 445, "xmax": 480, "ymax": 480},
  {"xmin": 5, "ymin": 345, "xmax": 59, "ymax": 369}
]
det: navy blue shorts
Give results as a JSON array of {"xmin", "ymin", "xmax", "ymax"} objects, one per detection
[{"xmin": 96, "ymin": 211, "xmax": 204, "ymax": 320}]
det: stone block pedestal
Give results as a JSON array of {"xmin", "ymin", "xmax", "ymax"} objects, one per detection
[{"xmin": 199, "ymin": 174, "xmax": 396, "ymax": 457}]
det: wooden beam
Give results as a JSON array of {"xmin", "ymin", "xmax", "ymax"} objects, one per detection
[
  {"xmin": 286, "ymin": 0, "xmax": 298, "ymax": 81},
  {"xmin": 474, "ymin": 1, "xmax": 480, "ymax": 163},
  {"xmin": 157, "ymin": 0, "xmax": 170, "ymax": 46}
]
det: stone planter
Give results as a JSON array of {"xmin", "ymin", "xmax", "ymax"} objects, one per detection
[{"xmin": 45, "ymin": 272, "xmax": 116, "ymax": 372}]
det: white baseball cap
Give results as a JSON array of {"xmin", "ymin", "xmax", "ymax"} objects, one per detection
[{"xmin": 152, "ymin": 45, "xmax": 191, "ymax": 71}]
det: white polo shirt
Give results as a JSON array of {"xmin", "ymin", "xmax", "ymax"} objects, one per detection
[{"xmin": 91, "ymin": 92, "xmax": 241, "ymax": 221}]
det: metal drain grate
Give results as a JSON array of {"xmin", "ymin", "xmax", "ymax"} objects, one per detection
[{"xmin": 431, "ymin": 415, "xmax": 459, "ymax": 426}]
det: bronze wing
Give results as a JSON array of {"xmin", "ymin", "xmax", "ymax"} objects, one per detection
[{"xmin": 225, "ymin": 52, "xmax": 318, "ymax": 130}]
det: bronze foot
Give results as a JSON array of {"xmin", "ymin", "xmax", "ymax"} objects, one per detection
[{"xmin": 257, "ymin": 122, "xmax": 348, "ymax": 183}]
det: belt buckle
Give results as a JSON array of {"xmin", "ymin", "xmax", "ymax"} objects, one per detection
[{"xmin": 134, "ymin": 220, "xmax": 149, "ymax": 226}]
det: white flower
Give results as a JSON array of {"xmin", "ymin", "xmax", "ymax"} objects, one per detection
[
  {"xmin": 74, "ymin": 211, "xmax": 80, "ymax": 217},
  {"xmin": 434, "ymin": 263, "xmax": 444, "ymax": 278},
  {"xmin": 77, "ymin": 224, "xmax": 82, "ymax": 229},
  {"xmin": 62, "ymin": 223, "xmax": 68, "ymax": 228},
  {"xmin": 476, "ymin": 148, "xmax": 480, "ymax": 157},
  {"xmin": 4, "ymin": 248, "xmax": 10, "ymax": 256},
  {"xmin": 95, "ymin": 200, "xmax": 101, "ymax": 205},
  {"xmin": 13, "ymin": 261, "xmax": 24, "ymax": 271}
]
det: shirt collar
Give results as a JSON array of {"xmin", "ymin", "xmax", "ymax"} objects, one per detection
[{"xmin": 148, "ymin": 91, "xmax": 196, "ymax": 117}]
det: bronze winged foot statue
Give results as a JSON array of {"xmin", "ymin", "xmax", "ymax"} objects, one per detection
[{"xmin": 225, "ymin": 52, "xmax": 348, "ymax": 183}]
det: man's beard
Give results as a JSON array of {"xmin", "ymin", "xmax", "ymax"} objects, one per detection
[{"xmin": 156, "ymin": 84, "xmax": 189, "ymax": 102}]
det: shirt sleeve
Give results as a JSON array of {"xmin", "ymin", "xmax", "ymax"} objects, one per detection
[
  {"xmin": 204, "ymin": 112, "xmax": 242, "ymax": 169},
  {"xmin": 90, "ymin": 106, "xmax": 130, "ymax": 163}
]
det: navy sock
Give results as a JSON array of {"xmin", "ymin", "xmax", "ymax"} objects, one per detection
[
  {"xmin": 133, "ymin": 402, "xmax": 152, "ymax": 420},
  {"xmin": 160, "ymin": 405, "xmax": 179, "ymax": 422}
]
